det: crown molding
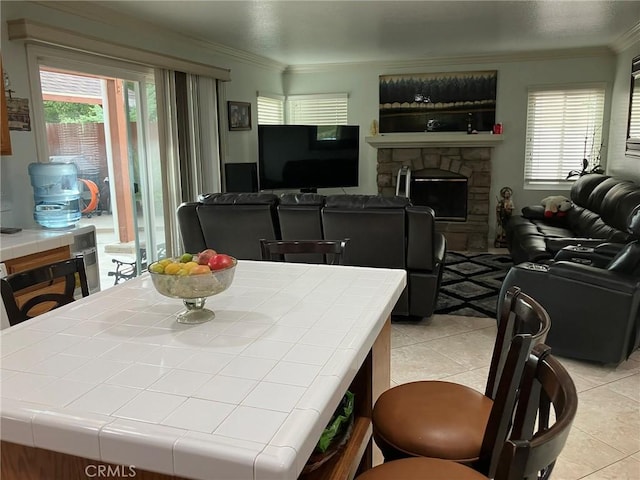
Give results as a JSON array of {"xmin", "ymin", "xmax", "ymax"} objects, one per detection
[
  {"xmin": 611, "ymin": 22, "xmax": 640, "ymax": 53},
  {"xmin": 285, "ymin": 46, "xmax": 615, "ymax": 74},
  {"xmin": 29, "ymin": 1, "xmax": 287, "ymax": 73}
]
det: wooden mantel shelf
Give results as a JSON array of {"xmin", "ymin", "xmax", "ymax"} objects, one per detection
[{"xmin": 365, "ymin": 132, "xmax": 504, "ymax": 148}]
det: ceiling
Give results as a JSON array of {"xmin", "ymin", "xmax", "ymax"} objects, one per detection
[{"xmin": 91, "ymin": 0, "xmax": 640, "ymax": 66}]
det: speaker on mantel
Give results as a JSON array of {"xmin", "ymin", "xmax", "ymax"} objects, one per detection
[{"xmin": 224, "ymin": 162, "xmax": 258, "ymax": 193}]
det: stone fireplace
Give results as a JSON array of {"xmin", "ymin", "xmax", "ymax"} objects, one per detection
[{"xmin": 367, "ymin": 133, "xmax": 502, "ymax": 251}]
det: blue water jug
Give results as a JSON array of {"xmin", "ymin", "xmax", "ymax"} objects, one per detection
[{"xmin": 28, "ymin": 162, "xmax": 81, "ymax": 228}]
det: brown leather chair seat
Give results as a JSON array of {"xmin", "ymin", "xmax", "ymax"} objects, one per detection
[
  {"xmin": 372, "ymin": 381, "xmax": 492, "ymax": 461},
  {"xmin": 357, "ymin": 457, "xmax": 487, "ymax": 480}
]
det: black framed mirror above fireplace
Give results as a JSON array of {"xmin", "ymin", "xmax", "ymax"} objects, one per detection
[{"xmin": 409, "ymin": 170, "xmax": 468, "ymax": 221}]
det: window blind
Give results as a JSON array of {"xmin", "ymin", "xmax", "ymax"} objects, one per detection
[
  {"xmin": 257, "ymin": 95, "xmax": 284, "ymax": 125},
  {"xmin": 629, "ymin": 85, "xmax": 640, "ymax": 139},
  {"xmin": 524, "ymin": 87, "xmax": 605, "ymax": 185},
  {"xmin": 287, "ymin": 93, "xmax": 348, "ymax": 125}
]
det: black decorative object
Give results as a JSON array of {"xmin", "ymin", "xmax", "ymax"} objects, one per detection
[{"xmin": 228, "ymin": 101, "xmax": 251, "ymax": 131}]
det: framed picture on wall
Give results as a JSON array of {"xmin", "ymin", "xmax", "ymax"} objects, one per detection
[{"xmin": 228, "ymin": 101, "xmax": 251, "ymax": 131}]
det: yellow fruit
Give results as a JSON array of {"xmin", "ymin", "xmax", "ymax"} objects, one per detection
[
  {"xmin": 164, "ymin": 263, "xmax": 182, "ymax": 275},
  {"xmin": 183, "ymin": 261, "xmax": 199, "ymax": 270},
  {"xmin": 190, "ymin": 265, "xmax": 211, "ymax": 275},
  {"xmin": 149, "ymin": 263, "xmax": 164, "ymax": 274},
  {"xmin": 159, "ymin": 258, "xmax": 172, "ymax": 267}
]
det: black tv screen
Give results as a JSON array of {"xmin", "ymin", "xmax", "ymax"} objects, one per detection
[{"xmin": 258, "ymin": 125, "xmax": 359, "ymax": 191}]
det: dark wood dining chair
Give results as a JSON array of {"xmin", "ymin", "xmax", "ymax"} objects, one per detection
[
  {"xmin": 357, "ymin": 343, "xmax": 578, "ymax": 480},
  {"xmin": 259, "ymin": 239, "xmax": 349, "ymax": 265},
  {"xmin": 372, "ymin": 287, "xmax": 551, "ymax": 476},
  {"xmin": 1, "ymin": 257, "xmax": 90, "ymax": 326}
]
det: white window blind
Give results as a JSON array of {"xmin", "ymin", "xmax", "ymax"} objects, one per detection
[
  {"xmin": 524, "ymin": 87, "xmax": 605, "ymax": 185},
  {"xmin": 287, "ymin": 93, "xmax": 348, "ymax": 125},
  {"xmin": 629, "ymin": 84, "xmax": 640, "ymax": 139},
  {"xmin": 257, "ymin": 95, "xmax": 284, "ymax": 125}
]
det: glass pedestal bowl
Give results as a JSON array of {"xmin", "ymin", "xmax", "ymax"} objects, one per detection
[{"xmin": 148, "ymin": 258, "xmax": 237, "ymax": 324}]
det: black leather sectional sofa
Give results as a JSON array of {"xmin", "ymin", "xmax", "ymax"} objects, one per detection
[
  {"xmin": 501, "ymin": 174, "xmax": 640, "ymax": 365},
  {"xmin": 506, "ymin": 174, "xmax": 640, "ymax": 264},
  {"xmin": 177, "ymin": 193, "xmax": 447, "ymax": 319}
]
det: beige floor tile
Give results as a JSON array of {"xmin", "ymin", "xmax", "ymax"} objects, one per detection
[
  {"xmin": 391, "ymin": 315, "xmax": 496, "ymax": 348},
  {"xmin": 553, "ymin": 426, "xmax": 629, "ymax": 480},
  {"xmin": 581, "ymin": 455, "xmax": 640, "ymax": 480},
  {"xmin": 426, "ymin": 327, "xmax": 496, "ymax": 370},
  {"xmin": 605, "ymin": 373, "xmax": 640, "ymax": 403},
  {"xmin": 438, "ymin": 366, "xmax": 489, "ymax": 393},
  {"xmin": 631, "ymin": 451, "xmax": 640, "ymax": 462},
  {"xmin": 573, "ymin": 386, "xmax": 640, "ymax": 454},
  {"xmin": 558, "ymin": 356, "xmax": 640, "ymax": 388},
  {"xmin": 391, "ymin": 342, "xmax": 468, "ymax": 384}
]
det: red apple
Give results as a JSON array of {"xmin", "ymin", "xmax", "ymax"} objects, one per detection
[
  {"xmin": 208, "ymin": 253, "xmax": 235, "ymax": 271},
  {"xmin": 197, "ymin": 248, "xmax": 217, "ymax": 265}
]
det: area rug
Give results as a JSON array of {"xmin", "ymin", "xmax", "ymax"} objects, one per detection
[{"xmin": 435, "ymin": 252, "xmax": 513, "ymax": 318}]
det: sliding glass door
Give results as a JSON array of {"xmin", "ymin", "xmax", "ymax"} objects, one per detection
[{"xmin": 28, "ymin": 46, "xmax": 166, "ymax": 290}]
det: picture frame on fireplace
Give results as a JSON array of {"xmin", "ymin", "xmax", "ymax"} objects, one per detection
[{"xmin": 379, "ymin": 70, "xmax": 497, "ymax": 134}]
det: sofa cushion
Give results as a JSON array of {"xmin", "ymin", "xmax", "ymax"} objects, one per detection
[
  {"xmin": 325, "ymin": 194, "xmax": 410, "ymax": 209},
  {"xmin": 570, "ymin": 174, "xmax": 611, "ymax": 208},
  {"xmin": 199, "ymin": 192, "xmax": 278, "ymax": 205},
  {"xmin": 279, "ymin": 193, "xmax": 325, "ymax": 206},
  {"xmin": 600, "ymin": 182, "xmax": 640, "ymax": 236}
]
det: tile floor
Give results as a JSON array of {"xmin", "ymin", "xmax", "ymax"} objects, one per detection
[{"xmin": 391, "ymin": 315, "xmax": 640, "ymax": 480}]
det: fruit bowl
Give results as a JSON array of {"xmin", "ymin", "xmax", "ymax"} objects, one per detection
[{"xmin": 148, "ymin": 256, "xmax": 237, "ymax": 324}]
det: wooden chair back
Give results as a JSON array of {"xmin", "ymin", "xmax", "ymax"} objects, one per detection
[
  {"xmin": 259, "ymin": 239, "xmax": 349, "ymax": 265},
  {"xmin": 495, "ymin": 344, "xmax": 578, "ymax": 480},
  {"xmin": 486, "ymin": 287, "xmax": 551, "ymax": 399},
  {"xmin": 475, "ymin": 287, "xmax": 551, "ymax": 476},
  {"xmin": 1, "ymin": 257, "xmax": 89, "ymax": 326}
]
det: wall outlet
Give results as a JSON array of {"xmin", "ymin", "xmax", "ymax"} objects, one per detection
[{"xmin": 0, "ymin": 263, "xmax": 7, "ymax": 278}]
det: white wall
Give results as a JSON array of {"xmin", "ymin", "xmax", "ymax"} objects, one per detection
[
  {"xmin": 606, "ymin": 40, "xmax": 640, "ymax": 182},
  {"xmin": 0, "ymin": 1, "xmax": 283, "ymax": 226},
  {"xmin": 284, "ymin": 52, "xmax": 618, "ymax": 240}
]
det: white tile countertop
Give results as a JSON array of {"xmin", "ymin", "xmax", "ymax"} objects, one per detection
[
  {"xmin": 0, "ymin": 260, "xmax": 406, "ymax": 479},
  {"xmin": 0, "ymin": 228, "xmax": 75, "ymax": 262}
]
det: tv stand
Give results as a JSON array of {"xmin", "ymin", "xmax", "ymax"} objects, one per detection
[{"xmin": 300, "ymin": 188, "xmax": 318, "ymax": 193}]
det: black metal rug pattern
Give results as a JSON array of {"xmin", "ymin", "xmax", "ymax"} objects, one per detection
[{"xmin": 435, "ymin": 252, "xmax": 513, "ymax": 318}]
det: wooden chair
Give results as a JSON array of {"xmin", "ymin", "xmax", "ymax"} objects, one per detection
[
  {"xmin": 357, "ymin": 344, "xmax": 578, "ymax": 480},
  {"xmin": 371, "ymin": 287, "xmax": 551, "ymax": 476},
  {"xmin": 1, "ymin": 257, "xmax": 89, "ymax": 326},
  {"xmin": 259, "ymin": 239, "xmax": 349, "ymax": 265}
]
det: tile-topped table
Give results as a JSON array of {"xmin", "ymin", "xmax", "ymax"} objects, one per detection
[{"xmin": 0, "ymin": 260, "xmax": 406, "ymax": 479}]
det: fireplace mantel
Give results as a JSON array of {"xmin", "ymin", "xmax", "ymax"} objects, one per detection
[{"xmin": 365, "ymin": 132, "xmax": 504, "ymax": 148}]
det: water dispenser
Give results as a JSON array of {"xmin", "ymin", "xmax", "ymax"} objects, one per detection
[{"xmin": 28, "ymin": 162, "xmax": 81, "ymax": 229}]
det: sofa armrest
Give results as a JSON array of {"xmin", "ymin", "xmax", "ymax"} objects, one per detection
[
  {"xmin": 521, "ymin": 205, "xmax": 547, "ymax": 220},
  {"xmin": 406, "ymin": 206, "xmax": 444, "ymax": 271},
  {"xmin": 550, "ymin": 261, "xmax": 639, "ymax": 294},
  {"xmin": 546, "ymin": 237, "xmax": 609, "ymax": 252}
]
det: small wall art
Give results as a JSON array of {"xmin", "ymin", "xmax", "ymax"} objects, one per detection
[
  {"xmin": 228, "ymin": 101, "xmax": 251, "ymax": 131},
  {"xmin": 379, "ymin": 71, "xmax": 497, "ymax": 133}
]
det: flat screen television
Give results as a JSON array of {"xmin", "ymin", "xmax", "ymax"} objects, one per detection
[{"xmin": 258, "ymin": 125, "xmax": 359, "ymax": 191}]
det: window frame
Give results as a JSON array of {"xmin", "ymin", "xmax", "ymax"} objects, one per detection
[
  {"xmin": 626, "ymin": 55, "xmax": 640, "ymax": 157},
  {"xmin": 523, "ymin": 83, "xmax": 606, "ymax": 189}
]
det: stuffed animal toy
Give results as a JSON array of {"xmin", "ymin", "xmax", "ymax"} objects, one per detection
[{"xmin": 541, "ymin": 195, "xmax": 572, "ymax": 218}]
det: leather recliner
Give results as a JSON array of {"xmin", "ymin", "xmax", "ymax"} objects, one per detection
[
  {"xmin": 499, "ymin": 206, "xmax": 640, "ymax": 366},
  {"xmin": 180, "ymin": 193, "xmax": 281, "ymax": 261},
  {"xmin": 322, "ymin": 195, "xmax": 446, "ymax": 318}
]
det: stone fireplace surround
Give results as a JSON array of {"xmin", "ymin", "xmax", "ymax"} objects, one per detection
[{"xmin": 368, "ymin": 134, "xmax": 502, "ymax": 251}]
